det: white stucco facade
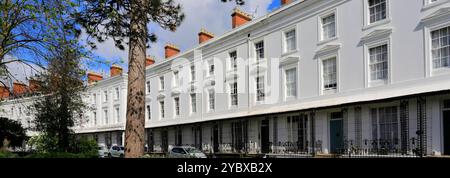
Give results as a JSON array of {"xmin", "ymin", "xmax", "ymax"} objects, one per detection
[{"xmin": 2, "ymin": 0, "xmax": 450, "ymax": 156}]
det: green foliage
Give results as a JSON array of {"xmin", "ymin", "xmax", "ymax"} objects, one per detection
[
  {"xmin": 0, "ymin": 117, "xmax": 27, "ymax": 148},
  {"xmin": 0, "ymin": 151, "xmax": 18, "ymax": 158},
  {"xmin": 33, "ymin": 45, "xmax": 87, "ymax": 152},
  {"xmin": 27, "ymin": 135, "xmax": 98, "ymax": 158},
  {"xmin": 25, "ymin": 152, "xmax": 97, "ymax": 158},
  {"xmin": 75, "ymin": 0, "xmax": 185, "ymax": 50}
]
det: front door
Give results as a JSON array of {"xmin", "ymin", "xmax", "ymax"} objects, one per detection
[
  {"xmin": 444, "ymin": 110, "xmax": 450, "ymax": 155},
  {"xmin": 261, "ymin": 119, "xmax": 270, "ymax": 153},
  {"xmin": 330, "ymin": 117, "xmax": 343, "ymax": 154}
]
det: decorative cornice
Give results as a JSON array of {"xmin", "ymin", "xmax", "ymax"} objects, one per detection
[
  {"xmin": 421, "ymin": 7, "xmax": 450, "ymax": 23},
  {"xmin": 361, "ymin": 29, "xmax": 392, "ymax": 43}
]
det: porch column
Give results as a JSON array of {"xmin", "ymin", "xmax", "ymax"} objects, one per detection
[{"xmin": 417, "ymin": 97, "xmax": 427, "ymax": 157}]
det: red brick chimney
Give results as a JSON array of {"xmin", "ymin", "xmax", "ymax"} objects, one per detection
[
  {"xmin": 0, "ymin": 85, "xmax": 10, "ymax": 99},
  {"xmin": 146, "ymin": 56, "xmax": 156, "ymax": 67},
  {"xmin": 13, "ymin": 81, "xmax": 28, "ymax": 96},
  {"xmin": 29, "ymin": 79, "xmax": 40, "ymax": 92},
  {"xmin": 198, "ymin": 28, "xmax": 214, "ymax": 44},
  {"xmin": 231, "ymin": 8, "xmax": 252, "ymax": 29},
  {"xmin": 165, "ymin": 44, "xmax": 180, "ymax": 59},
  {"xmin": 281, "ymin": 0, "xmax": 291, "ymax": 6},
  {"xmin": 87, "ymin": 72, "xmax": 103, "ymax": 84},
  {"xmin": 110, "ymin": 65, "xmax": 123, "ymax": 77}
]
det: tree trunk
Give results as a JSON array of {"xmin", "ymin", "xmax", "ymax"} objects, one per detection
[{"xmin": 124, "ymin": 0, "xmax": 147, "ymax": 158}]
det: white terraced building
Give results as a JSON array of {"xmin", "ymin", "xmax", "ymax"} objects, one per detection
[{"xmin": 2, "ymin": 0, "xmax": 450, "ymax": 157}]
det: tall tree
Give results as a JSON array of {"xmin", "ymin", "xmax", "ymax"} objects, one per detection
[
  {"xmin": 32, "ymin": 0, "xmax": 88, "ymax": 152},
  {"xmin": 76, "ymin": 0, "xmax": 244, "ymax": 157},
  {"xmin": 76, "ymin": 0, "xmax": 184, "ymax": 158},
  {"xmin": 33, "ymin": 46, "xmax": 87, "ymax": 152},
  {"xmin": 0, "ymin": 0, "xmax": 81, "ymax": 93}
]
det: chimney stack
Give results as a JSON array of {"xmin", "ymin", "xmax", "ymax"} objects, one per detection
[
  {"xmin": 198, "ymin": 28, "xmax": 214, "ymax": 44},
  {"xmin": 110, "ymin": 65, "xmax": 123, "ymax": 77},
  {"xmin": 87, "ymin": 72, "xmax": 103, "ymax": 84},
  {"xmin": 231, "ymin": 8, "xmax": 252, "ymax": 29},
  {"xmin": 146, "ymin": 56, "xmax": 156, "ymax": 67},
  {"xmin": 13, "ymin": 81, "xmax": 28, "ymax": 96},
  {"xmin": 281, "ymin": 0, "xmax": 291, "ymax": 6},
  {"xmin": 0, "ymin": 85, "xmax": 10, "ymax": 100},
  {"xmin": 165, "ymin": 44, "xmax": 180, "ymax": 59}
]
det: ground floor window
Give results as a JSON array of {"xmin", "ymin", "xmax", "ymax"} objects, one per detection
[
  {"xmin": 371, "ymin": 106, "xmax": 399, "ymax": 150},
  {"xmin": 231, "ymin": 120, "xmax": 248, "ymax": 153},
  {"xmin": 286, "ymin": 114, "xmax": 308, "ymax": 153}
]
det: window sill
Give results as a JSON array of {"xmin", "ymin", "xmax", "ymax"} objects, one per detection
[
  {"xmin": 363, "ymin": 19, "xmax": 391, "ymax": 31},
  {"xmin": 317, "ymin": 36, "xmax": 338, "ymax": 46},
  {"xmin": 281, "ymin": 49, "xmax": 299, "ymax": 57},
  {"xmin": 369, "ymin": 80, "xmax": 388, "ymax": 88},
  {"xmin": 322, "ymin": 89, "xmax": 337, "ymax": 95},
  {"xmin": 432, "ymin": 67, "xmax": 450, "ymax": 76},
  {"xmin": 284, "ymin": 96, "xmax": 297, "ymax": 102}
]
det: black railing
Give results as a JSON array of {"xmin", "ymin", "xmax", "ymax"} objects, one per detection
[{"xmin": 336, "ymin": 138, "xmax": 420, "ymax": 158}]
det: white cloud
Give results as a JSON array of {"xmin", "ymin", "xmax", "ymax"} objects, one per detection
[
  {"xmin": 87, "ymin": 0, "xmax": 274, "ymax": 68},
  {"xmin": 1, "ymin": 55, "xmax": 43, "ymax": 86}
]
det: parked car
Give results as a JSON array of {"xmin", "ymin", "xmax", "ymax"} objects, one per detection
[
  {"xmin": 168, "ymin": 146, "xmax": 207, "ymax": 158},
  {"xmin": 108, "ymin": 145, "xmax": 124, "ymax": 158},
  {"xmin": 98, "ymin": 145, "xmax": 109, "ymax": 158}
]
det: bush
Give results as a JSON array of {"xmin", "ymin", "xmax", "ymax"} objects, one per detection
[
  {"xmin": 26, "ymin": 135, "xmax": 98, "ymax": 158},
  {"xmin": 25, "ymin": 152, "xmax": 98, "ymax": 158},
  {"xmin": 0, "ymin": 151, "xmax": 18, "ymax": 158}
]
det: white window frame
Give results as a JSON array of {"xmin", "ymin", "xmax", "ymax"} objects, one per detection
[
  {"xmin": 104, "ymin": 109, "xmax": 108, "ymax": 125},
  {"xmin": 174, "ymin": 97, "xmax": 180, "ymax": 117},
  {"xmin": 190, "ymin": 64, "xmax": 196, "ymax": 82},
  {"xmin": 229, "ymin": 81, "xmax": 238, "ymax": 107},
  {"xmin": 93, "ymin": 111, "xmax": 97, "ymax": 125},
  {"xmin": 370, "ymin": 105, "xmax": 400, "ymax": 145},
  {"xmin": 319, "ymin": 55, "xmax": 339, "ymax": 95},
  {"xmin": 114, "ymin": 87, "xmax": 120, "ymax": 100},
  {"xmin": 229, "ymin": 50, "xmax": 238, "ymax": 71},
  {"xmin": 283, "ymin": 65, "xmax": 298, "ymax": 101},
  {"xmin": 363, "ymin": 0, "xmax": 391, "ymax": 30},
  {"xmin": 147, "ymin": 105, "xmax": 151, "ymax": 120},
  {"xmin": 425, "ymin": 22, "xmax": 450, "ymax": 77},
  {"xmin": 208, "ymin": 60, "xmax": 215, "ymax": 76},
  {"xmin": 254, "ymin": 41, "xmax": 265, "ymax": 61},
  {"xmin": 159, "ymin": 100, "xmax": 165, "ymax": 119},
  {"xmin": 364, "ymin": 38, "xmax": 392, "ymax": 88},
  {"xmin": 146, "ymin": 81, "xmax": 151, "ymax": 94},
  {"xmin": 255, "ymin": 75, "xmax": 265, "ymax": 102},
  {"xmin": 318, "ymin": 9, "xmax": 338, "ymax": 45},
  {"xmin": 103, "ymin": 90, "xmax": 108, "ymax": 102},
  {"xmin": 115, "ymin": 107, "xmax": 120, "ymax": 123},
  {"xmin": 422, "ymin": 0, "xmax": 449, "ymax": 10},
  {"xmin": 173, "ymin": 71, "xmax": 180, "ymax": 88},
  {"xmin": 282, "ymin": 27, "xmax": 298, "ymax": 55},
  {"xmin": 190, "ymin": 93, "xmax": 196, "ymax": 114},
  {"xmin": 159, "ymin": 76, "xmax": 165, "ymax": 91},
  {"xmin": 208, "ymin": 89, "xmax": 215, "ymax": 112}
]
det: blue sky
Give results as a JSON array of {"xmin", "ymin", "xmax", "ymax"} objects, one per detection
[
  {"xmin": 85, "ymin": 0, "xmax": 283, "ymax": 77},
  {"xmin": 7, "ymin": 0, "xmax": 283, "ymax": 84}
]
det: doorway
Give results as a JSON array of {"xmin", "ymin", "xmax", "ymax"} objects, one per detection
[
  {"xmin": 213, "ymin": 124, "xmax": 219, "ymax": 153},
  {"xmin": 330, "ymin": 112, "xmax": 343, "ymax": 154},
  {"xmin": 261, "ymin": 119, "xmax": 270, "ymax": 153},
  {"xmin": 444, "ymin": 110, "xmax": 450, "ymax": 155}
]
